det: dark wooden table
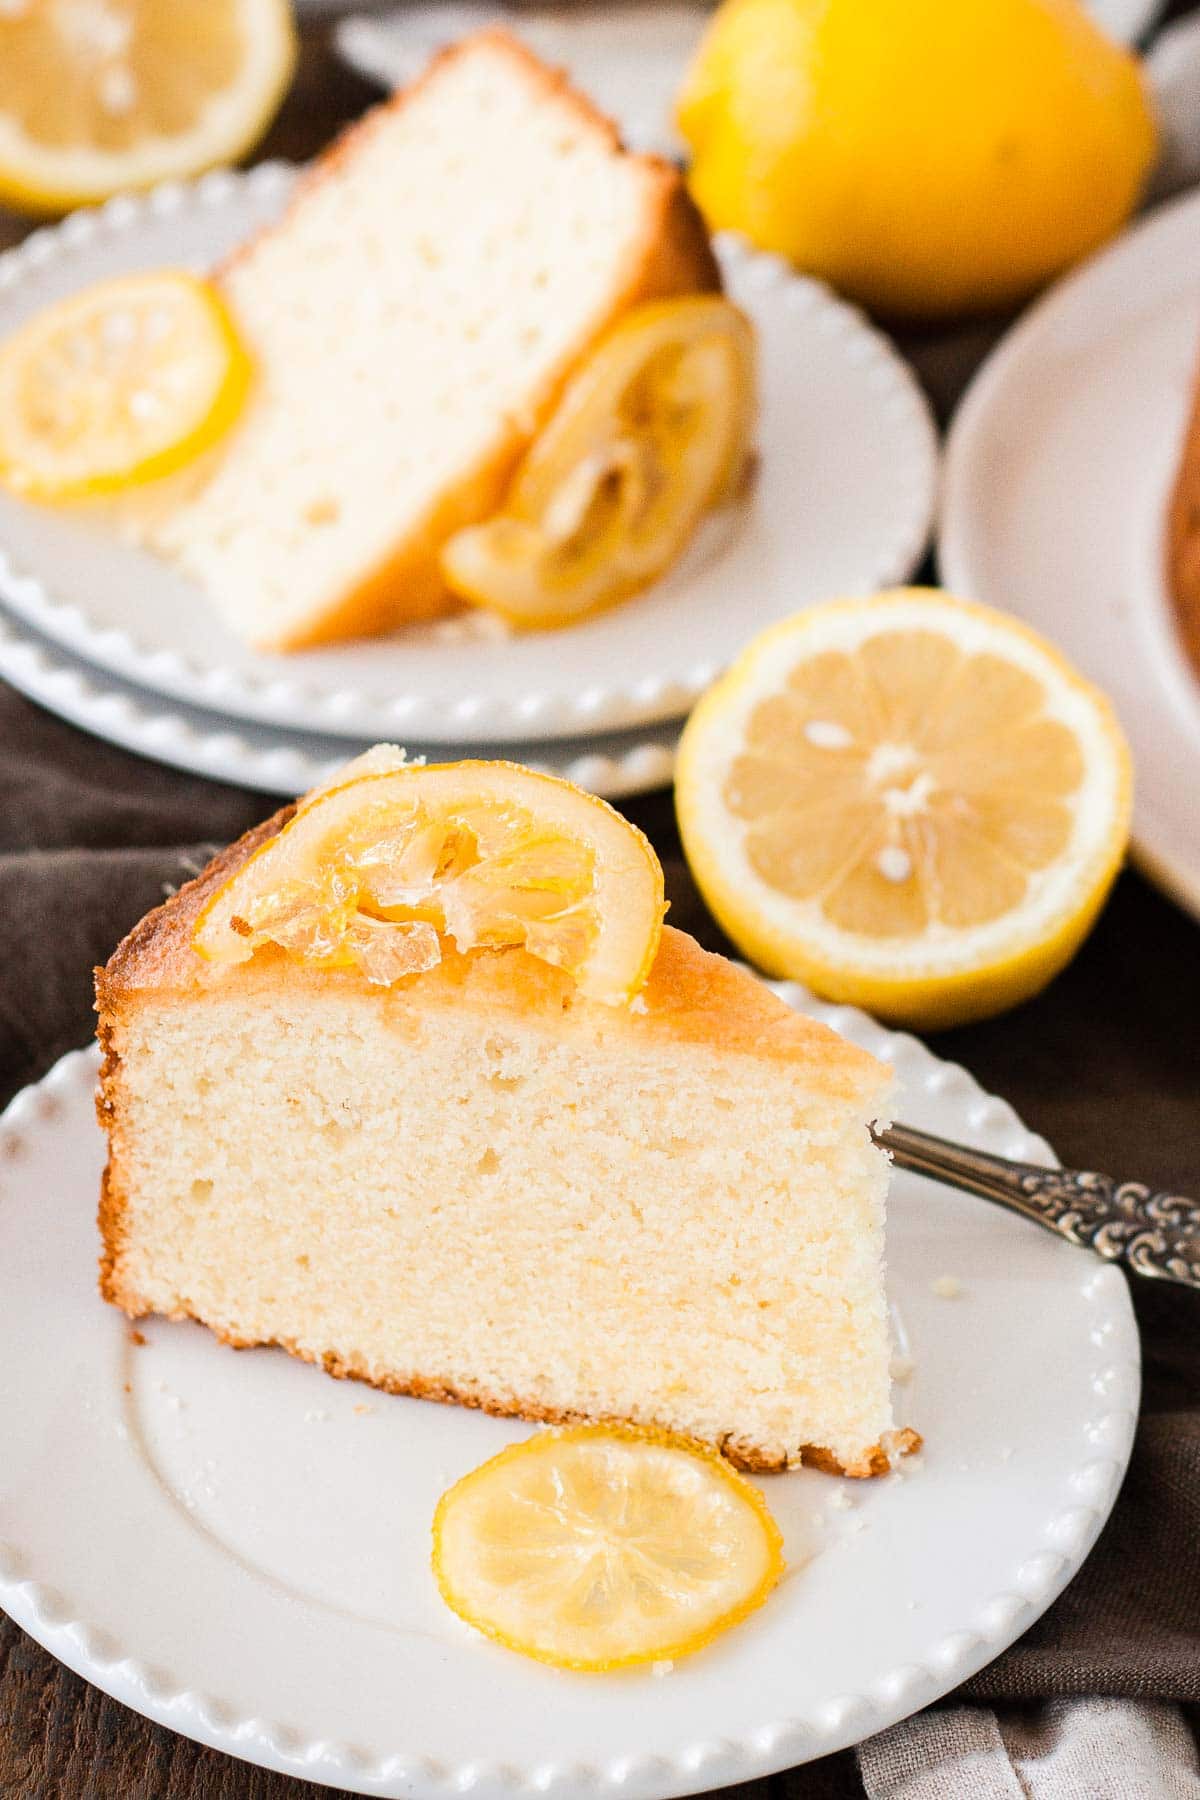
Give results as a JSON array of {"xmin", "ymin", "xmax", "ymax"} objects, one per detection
[{"xmin": 2, "ymin": 14, "xmax": 1198, "ymax": 1800}]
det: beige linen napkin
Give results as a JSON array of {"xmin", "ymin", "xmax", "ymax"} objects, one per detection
[{"xmin": 860, "ymin": 1699, "xmax": 1200, "ymax": 1799}]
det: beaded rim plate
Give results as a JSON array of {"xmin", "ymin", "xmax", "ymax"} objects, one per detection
[
  {"xmin": 0, "ymin": 603, "xmax": 680, "ymax": 800},
  {"xmin": 0, "ymin": 166, "xmax": 937, "ymax": 746},
  {"xmin": 0, "ymin": 1000, "xmax": 1138, "ymax": 1797},
  {"xmin": 941, "ymin": 184, "xmax": 1200, "ymax": 926}
]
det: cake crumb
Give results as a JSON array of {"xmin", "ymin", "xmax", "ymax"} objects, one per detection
[
  {"xmin": 890, "ymin": 1353, "xmax": 916, "ymax": 1384},
  {"xmin": 164, "ymin": 1394, "xmax": 182, "ymax": 1412},
  {"xmin": 932, "ymin": 1275, "xmax": 963, "ymax": 1299},
  {"xmin": 129, "ymin": 1328, "xmax": 147, "ymax": 1347},
  {"xmin": 353, "ymin": 1403, "xmax": 376, "ymax": 1416},
  {"xmin": 652, "ymin": 1660, "xmax": 674, "ymax": 1678},
  {"xmin": 828, "ymin": 1487, "xmax": 855, "ymax": 1511}
]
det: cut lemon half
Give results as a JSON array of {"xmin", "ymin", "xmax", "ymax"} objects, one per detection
[
  {"xmin": 440, "ymin": 296, "xmax": 756, "ymax": 630},
  {"xmin": 193, "ymin": 756, "xmax": 666, "ymax": 1007},
  {"xmin": 432, "ymin": 1425, "xmax": 785, "ymax": 1671},
  {"xmin": 676, "ymin": 590, "xmax": 1133, "ymax": 1029},
  {"xmin": 0, "ymin": 0, "xmax": 296, "ymax": 216},
  {"xmin": 0, "ymin": 270, "xmax": 251, "ymax": 500}
]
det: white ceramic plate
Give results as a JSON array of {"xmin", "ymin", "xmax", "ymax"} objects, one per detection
[
  {"xmin": 0, "ymin": 1010, "xmax": 1138, "ymax": 1797},
  {"xmin": 1094, "ymin": 0, "xmax": 1164, "ymax": 44},
  {"xmin": 0, "ymin": 168, "xmax": 937, "ymax": 747},
  {"xmin": 0, "ymin": 603, "xmax": 679, "ymax": 800},
  {"xmin": 337, "ymin": 3, "xmax": 705, "ymax": 158},
  {"xmin": 335, "ymin": 1, "xmax": 1164, "ymax": 157},
  {"xmin": 940, "ymin": 186, "xmax": 1200, "ymax": 924}
]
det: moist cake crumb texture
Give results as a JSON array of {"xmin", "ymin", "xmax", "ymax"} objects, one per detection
[
  {"xmin": 95, "ymin": 809, "xmax": 909, "ymax": 1477},
  {"xmin": 146, "ymin": 30, "xmax": 718, "ymax": 650}
]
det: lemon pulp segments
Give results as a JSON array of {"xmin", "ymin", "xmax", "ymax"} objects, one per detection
[
  {"xmin": 193, "ymin": 761, "xmax": 665, "ymax": 1007},
  {"xmin": 675, "ymin": 590, "xmax": 1132, "ymax": 1028},
  {"xmin": 432, "ymin": 1426, "xmax": 785, "ymax": 1670},
  {"xmin": 0, "ymin": 0, "xmax": 296, "ymax": 215},
  {"xmin": 0, "ymin": 271, "xmax": 251, "ymax": 500},
  {"xmin": 440, "ymin": 296, "xmax": 756, "ymax": 628}
]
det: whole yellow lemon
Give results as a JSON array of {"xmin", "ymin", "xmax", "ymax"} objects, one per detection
[{"xmin": 677, "ymin": 0, "xmax": 1157, "ymax": 320}]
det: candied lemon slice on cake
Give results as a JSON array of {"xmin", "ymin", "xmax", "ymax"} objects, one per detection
[
  {"xmin": 0, "ymin": 0, "xmax": 296, "ymax": 215},
  {"xmin": 193, "ymin": 757, "xmax": 665, "ymax": 1007},
  {"xmin": 0, "ymin": 270, "xmax": 251, "ymax": 500},
  {"xmin": 432, "ymin": 1426, "xmax": 785, "ymax": 1670},
  {"xmin": 676, "ymin": 590, "xmax": 1133, "ymax": 1029},
  {"xmin": 440, "ymin": 296, "xmax": 756, "ymax": 629}
]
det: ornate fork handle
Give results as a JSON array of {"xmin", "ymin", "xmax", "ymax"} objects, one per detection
[{"xmin": 876, "ymin": 1122, "xmax": 1200, "ymax": 1290}]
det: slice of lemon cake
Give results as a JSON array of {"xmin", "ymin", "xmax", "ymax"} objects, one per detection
[
  {"xmin": 95, "ymin": 758, "xmax": 907, "ymax": 1475},
  {"xmin": 147, "ymin": 30, "xmax": 719, "ymax": 650}
]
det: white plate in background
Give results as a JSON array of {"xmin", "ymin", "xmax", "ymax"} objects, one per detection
[
  {"xmin": 0, "ymin": 167, "xmax": 937, "ymax": 746},
  {"xmin": 0, "ymin": 1011, "xmax": 1136, "ymax": 1796},
  {"xmin": 941, "ymin": 186, "xmax": 1200, "ymax": 923},
  {"xmin": 337, "ymin": 2, "xmax": 705, "ymax": 157},
  {"xmin": 0, "ymin": 603, "xmax": 680, "ymax": 800},
  {"xmin": 1093, "ymin": 0, "xmax": 1164, "ymax": 44}
]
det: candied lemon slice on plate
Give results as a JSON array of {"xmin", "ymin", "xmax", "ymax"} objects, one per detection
[
  {"xmin": 676, "ymin": 590, "xmax": 1133, "ymax": 1029},
  {"xmin": 0, "ymin": 0, "xmax": 296, "ymax": 215},
  {"xmin": 440, "ymin": 295, "xmax": 756, "ymax": 629},
  {"xmin": 432, "ymin": 1426, "xmax": 785, "ymax": 1671},
  {"xmin": 0, "ymin": 270, "xmax": 251, "ymax": 500},
  {"xmin": 193, "ymin": 758, "xmax": 666, "ymax": 1007}
]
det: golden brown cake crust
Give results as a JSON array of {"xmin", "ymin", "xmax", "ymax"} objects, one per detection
[
  {"xmin": 211, "ymin": 28, "xmax": 721, "ymax": 649},
  {"xmin": 97, "ymin": 798, "xmax": 889, "ymax": 1092},
  {"xmin": 111, "ymin": 1289, "xmax": 920, "ymax": 1475},
  {"xmin": 95, "ymin": 794, "xmax": 898, "ymax": 1472},
  {"xmin": 1167, "ymin": 348, "xmax": 1200, "ymax": 680}
]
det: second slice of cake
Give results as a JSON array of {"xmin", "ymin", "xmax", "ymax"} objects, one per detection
[{"xmin": 149, "ymin": 30, "xmax": 719, "ymax": 650}]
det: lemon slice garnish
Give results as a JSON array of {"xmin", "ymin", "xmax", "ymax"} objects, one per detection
[
  {"xmin": 0, "ymin": 0, "xmax": 296, "ymax": 216},
  {"xmin": 0, "ymin": 270, "xmax": 251, "ymax": 501},
  {"xmin": 193, "ymin": 759, "xmax": 666, "ymax": 1008},
  {"xmin": 675, "ymin": 589, "xmax": 1133, "ymax": 1029},
  {"xmin": 432, "ymin": 1426, "xmax": 785, "ymax": 1671},
  {"xmin": 440, "ymin": 296, "xmax": 756, "ymax": 630}
]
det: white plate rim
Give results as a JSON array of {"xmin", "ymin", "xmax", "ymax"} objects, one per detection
[
  {"xmin": 0, "ymin": 603, "xmax": 680, "ymax": 800},
  {"xmin": 0, "ymin": 167, "xmax": 938, "ymax": 746},
  {"xmin": 0, "ymin": 1007, "xmax": 1139, "ymax": 1798},
  {"xmin": 939, "ymin": 183, "xmax": 1200, "ymax": 926}
]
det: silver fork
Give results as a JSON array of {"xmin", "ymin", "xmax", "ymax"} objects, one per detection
[{"xmin": 875, "ymin": 1122, "xmax": 1200, "ymax": 1290}]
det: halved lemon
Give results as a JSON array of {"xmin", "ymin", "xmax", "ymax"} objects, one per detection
[
  {"xmin": 675, "ymin": 590, "xmax": 1133, "ymax": 1029},
  {"xmin": 0, "ymin": 270, "xmax": 251, "ymax": 500},
  {"xmin": 193, "ymin": 757, "xmax": 666, "ymax": 1007},
  {"xmin": 0, "ymin": 0, "xmax": 296, "ymax": 216},
  {"xmin": 432, "ymin": 1425, "xmax": 785, "ymax": 1671},
  {"xmin": 440, "ymin": 296, "xmax": 756, "ymax": 630}
]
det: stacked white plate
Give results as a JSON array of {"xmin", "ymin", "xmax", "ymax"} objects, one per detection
[{"xmin": 0, "ymin": 163, "xmax": 938, "ymax": 799}]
